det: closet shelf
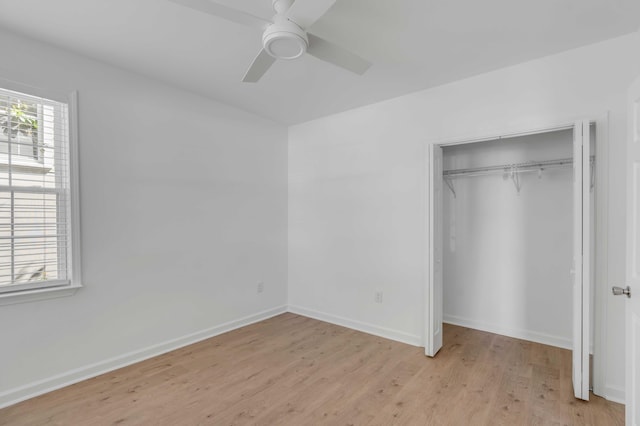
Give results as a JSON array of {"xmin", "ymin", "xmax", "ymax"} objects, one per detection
[
  {"xmin": 443, "ymin": 156, "xmax": 594, "ymax": 179},
  {"xmin": 442, "ymin": 156, "xmax": 595, "ymax": 197}
]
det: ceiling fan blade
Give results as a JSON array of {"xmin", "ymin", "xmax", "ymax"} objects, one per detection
[
  {"xmin": 307, "ymin": 34, "xmax": 371, "ymax": 75},
  {"xmin": 285, "ymin": 0, "xmax": 337, "ymax": 28},
  {"xmin": 168, "ymin": 0, "xmax": 271, "ymax": 30},
  {"xmin": 242, "ymin": 49, "xmax": 277, "ymax": 82}
]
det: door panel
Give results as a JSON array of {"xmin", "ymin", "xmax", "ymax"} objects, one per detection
[
  {"xmin": 572, "ymin": 120, "xmax": 590, "ymax": 401},
  {"xmin": 626, "ymin": 76, "xmax": 640, "ymax": 426},
  {"xmin": 426, "ymin": 144, "xmax": 443, "ymax": 357}
]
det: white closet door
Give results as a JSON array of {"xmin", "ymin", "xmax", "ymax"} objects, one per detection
[
  {"xmin": 572, "ymin": 120, "xmax": 590, "ymax": 401},
  {"xmin": 426, "ymin": 144, "xmax": 443, "ymax": 357},
  {"xmin": 624, "ymin": 74, "xmax": 640, "ymax": 426}
]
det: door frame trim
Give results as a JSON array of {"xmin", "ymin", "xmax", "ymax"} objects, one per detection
[{"xmin": 422, "ymin": 113, "xmax": 610, "ymax": 398}]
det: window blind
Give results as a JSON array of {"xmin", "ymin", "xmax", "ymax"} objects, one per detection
[{"xmin": 0, "ymin": 87, "xmax": 72, "ymax": 293}]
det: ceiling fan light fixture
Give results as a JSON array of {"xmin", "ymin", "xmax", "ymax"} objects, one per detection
[
  {"xmin": 170, "ymin": 0, "xmax": 371, "ymax": 82},
  {"xmin": 262, "ymin": 21, "xmax": 308, "ymax": 60}
]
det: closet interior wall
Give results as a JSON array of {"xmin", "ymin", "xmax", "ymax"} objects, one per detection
[{"xmin": 442, "ymin": 128, "xmax": 595, "ymax": 350}]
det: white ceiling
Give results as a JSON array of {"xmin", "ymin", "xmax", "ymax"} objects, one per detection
[{"xmin": 0, "ymin": 0, "xmax": 638, "ymax": 124}]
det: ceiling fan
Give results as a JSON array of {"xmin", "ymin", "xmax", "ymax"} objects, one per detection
[{"xmin": 168, "ymin": 0, "xmax": 371, "ymax": 82}]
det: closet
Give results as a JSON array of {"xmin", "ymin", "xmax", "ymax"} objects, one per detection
[{"xmin": 425, "ymin": 122, "xmax": 598, "ymax": 401}]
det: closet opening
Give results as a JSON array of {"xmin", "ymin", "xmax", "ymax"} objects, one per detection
[{"xmin": 425, "ymin": 121, "xmax": 604, "ymax": 401}]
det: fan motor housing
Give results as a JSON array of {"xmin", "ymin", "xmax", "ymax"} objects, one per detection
[{"xmin": 262, "ymin": 20, "xmax": 308, "ymax": 60}]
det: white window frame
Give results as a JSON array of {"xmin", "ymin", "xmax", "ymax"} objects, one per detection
[{"xmin": 0, "ymin": 79, "xmax": 81, "ymax": 306}]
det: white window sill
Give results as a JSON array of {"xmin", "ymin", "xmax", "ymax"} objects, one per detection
[{"xmin": 0, "ymin": 283, "xmax": 82, "ymax": 306}]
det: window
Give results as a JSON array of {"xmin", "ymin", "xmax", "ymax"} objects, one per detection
[{"xmin": 0, "ymin": 83, "xmax": 80, "ymax": 303}]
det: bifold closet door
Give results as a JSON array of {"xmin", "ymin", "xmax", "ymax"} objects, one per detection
[
  {"xmin": 572, "ymin": 120, "xmax": 591, "ymax": 401},
  {"xmin": 426, "ymin": 144, "xmax": 443, "ymax": 357}
]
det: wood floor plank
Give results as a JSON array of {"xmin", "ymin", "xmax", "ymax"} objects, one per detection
[{"xmin": 0, "ymin": 314, "xmax": 624, "ymax": 425}]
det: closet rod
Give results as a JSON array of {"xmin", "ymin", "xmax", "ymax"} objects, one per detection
[{"xmin": 443, "ymin": 156, "xmax": 595, "ymax": 179}]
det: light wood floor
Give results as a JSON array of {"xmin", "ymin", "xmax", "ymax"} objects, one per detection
[{"xmin": 0, "ymin": 313, "xmax": 624, "ymax": 425}]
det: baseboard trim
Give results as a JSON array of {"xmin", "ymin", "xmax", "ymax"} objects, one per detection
[
  {"xmin": 0, "ymin": 305, "xmax": 287, "ymax": 409},
  {"xmin": 603, "ymin": 384, "xmax": 625, "ymax": 405},
  {"xmin": 288, "ymin": 305, "xmax": 422, "ymax": 347},
  {"xmin": 444, "ymin": 314, "xmax": 572, "ymax": 350}
]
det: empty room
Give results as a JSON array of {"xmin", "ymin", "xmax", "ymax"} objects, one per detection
[{"xmin": 0, "ymin": 0, "xmax": 639, "ymax": 425}]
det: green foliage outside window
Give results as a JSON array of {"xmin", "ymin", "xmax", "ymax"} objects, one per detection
[{"xmin": 0, "ymin": 101, "xmax": 40, "ymax": 158}]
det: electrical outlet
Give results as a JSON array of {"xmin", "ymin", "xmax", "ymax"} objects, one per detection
[
  {"xmin": 257, "ymin": 281, "xmax": 264, "ymax": 293},
  {"xmin": 375, "ymin": 291, "xmax": 383, "ymax": 303}
]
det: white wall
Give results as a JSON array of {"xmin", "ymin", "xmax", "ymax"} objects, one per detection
[
  {"xmin": 289, "ymin": 32, "xmax": 640, "ymax": 402},
  {"xmin": 441, "ymin": 131, "xmax": 574, "ymax": 349},
  {"xmin": 0, "ymin": 29, "xmax": 288, "ymax": 407}
]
